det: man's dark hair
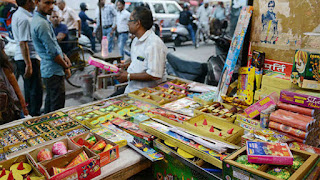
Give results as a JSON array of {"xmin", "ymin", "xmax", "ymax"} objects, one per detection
[
  {"xmin": 16, "ymin": 0, "xmax": 27, "ymax": 7},
  {"xmin": 118, "ymin": 0, "xmax": 125, "ymax": 6},
  {"xmin": 132, "ymin": 6, "xmax": 153, "ymax": 30}
]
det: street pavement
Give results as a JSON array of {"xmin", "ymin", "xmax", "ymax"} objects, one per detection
[{"xmin": 17, "ymin": 40, "xmax": 217, "ymax": 113}]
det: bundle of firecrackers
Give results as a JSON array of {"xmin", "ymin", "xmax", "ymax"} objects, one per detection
[
  {"xmin": 0, "ymin": 161, "xmax": 41, "ymax": 180},
  {"xmin": 75, "ymin": 136, "xmax": 114, "ymax": 154},
  {"xmin": 36, "ymin": 141, "xmax": 73, "ymax": 162},
  {"xmin": 198, "ymin": 102, "xmax": 244, "ymax": 121},
  {"xmin": 236, "ymin": 154, "xmax": 305, "ymax": 180}
]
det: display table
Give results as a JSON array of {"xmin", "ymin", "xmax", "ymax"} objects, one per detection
[{"xmin": 93, "ymin": 147, "xmax": 151, "ymax": 180}]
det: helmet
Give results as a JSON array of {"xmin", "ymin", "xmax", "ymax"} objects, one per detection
[
  {"xmin": 183, "ymin": 2, "xmax": 190, "ymax": 9},
  {"xmin": 80, "ymin": 3, "xmax": 88, "ymax": 11}
]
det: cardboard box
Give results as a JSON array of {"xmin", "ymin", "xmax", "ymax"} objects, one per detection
[
  {"xmin": 194, "ymin": 102, "xmax": 239, "ymax": 123},
  {"xmin": 90, "ymin": 127, "xmax": 127, "ymax": 148},
  {"xmin": 111, "ymin": 118, "xmax": 154, "ymax": 141},
  {"xmin": 280, "ymin": 90, "xmax": 320, "ymax": 109},
  {"xmin": 236, "ymin": 114, "xmax": 261, "ymax": 129},
  {"xmin": 0, "ymin": 154, "xmax": 45, "ymax": 180},
  {"xmin": 28, "ymin": 136, "xmax": 81, "ymax": 165},
  {"xmin": 139, "ymin": 120, "xmax": 232, "ymax": 169},
  {"xmin": 38, "ymin": 146, "xmax": 101, "ymax": 180},
  {"xmin": 291, "ymin": 49, "xmax": 320, "ymax": 90},
  {"xmin": 71, "ymin": 132, "xmax": 119, "ymax": 166},
  {"xmin": 183, "ymin": 114, "xmax": 244, "ymax": 144},
  {"xmin": 262, "ymin": 72, "xmax": 292, "ymax": 90},
  {"xmin": 245, "ymin": 92, "xmax": 278, "ymax": 119},
  {"xmin": 128, "ymin": 90, "xmax": 171, "ymax": 106},
  {"xmin": 223, "ymin": 146, "xmax": 319, "ymax": 180},
  {"xmin": 247, "ymin": 141, "xmax": 293, "ymax": 165}
]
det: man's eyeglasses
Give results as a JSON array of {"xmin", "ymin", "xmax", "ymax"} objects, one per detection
[{"xmin": 128, "ymin": 19, "xmax": 137, "ymax": 22}]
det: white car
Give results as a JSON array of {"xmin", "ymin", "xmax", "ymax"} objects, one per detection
[{"xmin": 125, "ymin": 0, "xmax": 182, "ymax": 39}]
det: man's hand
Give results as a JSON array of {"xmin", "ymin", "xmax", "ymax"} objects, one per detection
[
  {"xmin": 115, "ymin": 69, "xmax": 128, "ymax": 83},
  {"xmin": 64, "ymin": 54, "xmax": 72, "ymax": 68},
  {"xmin": 65, "ymin": 68, "xmax": 71, "ymax": 79},
  {"xmin": 117, "ymin": 62, "xmax": 130, "ymax": 70},
  {"xmin": 22, "ymin": 106, "xmax": 29, "ymax": 116},
  {"xmin": 110, "ymin": 30, "xmax": 114, "ymax": 37},
  {"xmin": 24, "ymin": 64, "xmax": 33, "ymax": 78}
]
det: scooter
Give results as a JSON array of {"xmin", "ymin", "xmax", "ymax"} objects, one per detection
[{"xmin": 171, "ymin": 22, "xmax": 197, "ymax": 47}]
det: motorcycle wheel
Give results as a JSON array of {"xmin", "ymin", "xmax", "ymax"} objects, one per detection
[{"xmin": 174, "ymin": 37, "xmax": 181, "ymax": 47}]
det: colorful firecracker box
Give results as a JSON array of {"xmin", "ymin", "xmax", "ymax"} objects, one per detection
[
  {"xmin": 23, "ymin": 112, "xmax": 65, "ymax": 127},
  {"xmin": 289, "ymin": 142, "xmax": 320, "ymax": 155},
  {"xmin": 245, "ymin": 92, "xmax": 278, "ymax": 119},
  {"xmin": 280, "ymin": 89, "xmax": 320, "ymax": 110},
  {"xmin": 111, "ymin": 118, "xmax": 154, "ymax": 142},
  {"xmin": 247, "ymin": 141, "xmax": 293, "ymax": 165},
  {"xmin": 223, "ymin": 145, "xmax": 319, "ymax": 180},
  {"xmin": 291, "ymin": 49, "xmax": 320, "ymax": 90},
  {"xmin": 38, "ymin": 146, "xmax": 101, "ymax": 180},
  {"xmin": 91, "ymin": 127, "xmax": 127, "ymax": 148},
  {"xmin": 128, "ymin": 137, "xmax": 164, "ymax": 162},
  {"xmin": 71, "ymin": 132, "xmax": 119, "ymax": 166},
  {"xmin": 88, "ymin": 56, "xmax": 119, "ymax": 73}
]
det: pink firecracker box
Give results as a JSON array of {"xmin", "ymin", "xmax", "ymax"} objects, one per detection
[
  {"xmin": 88, "ymin": 56, "xmax": 119, "ymax": 73},
  {"xmin": 246, "ymin": 141, "xmax": 293, "ymax": 165},
  {"xmin": 244, "ymin": 92, "xmax": 278, "ymax": 119}
]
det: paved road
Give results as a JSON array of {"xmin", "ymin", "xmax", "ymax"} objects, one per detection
[{"xmin": 17, "ymin": 40, "xmax": 217, "ymax": 111}]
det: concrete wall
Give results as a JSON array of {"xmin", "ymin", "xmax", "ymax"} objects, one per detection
[{"xmin": 249, "ymin": 0, "xmax": 320, "ymax": 63}]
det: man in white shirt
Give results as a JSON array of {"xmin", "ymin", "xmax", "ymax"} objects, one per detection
[
  {"xmin": 196, "ymin": 0, "xmax": 213, "ymax": 38},
  {"xmin": 115, "ymin": 6, "xmax": 167, "ymax": 94},
  {"xmin": 111, "ymin": 0, "xmax": 130, "ymax": 60},
  {"xmin": 56, "ymin": 0, "xmax": 81, "ymax": 38},
  {"xmin": 12, "ymin": 0, "xmax": 43, "ymax": 116}
]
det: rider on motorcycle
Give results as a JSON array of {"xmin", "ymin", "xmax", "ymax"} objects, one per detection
[{"xmin": 179, "ymin": 3, "xmax": 195, "ymax": 45}]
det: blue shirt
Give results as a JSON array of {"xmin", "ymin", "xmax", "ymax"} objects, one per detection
[
  {"xmin": 31, "ymin": 12, "xmax": 64, "ymax": 78},
  {"xmin": 79, "ymin": 11, "xmax": 93, "ymax": 30},
  {"xmin": 53, "ymin": 23, "xmax": 70, "ymax": 53}
]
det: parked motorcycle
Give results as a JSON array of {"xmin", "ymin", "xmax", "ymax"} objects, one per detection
[
  {"xmin": 205, "ymin": 34, "xmax": 240, "ymax": 87},
  {"xmin": 166, "ymin": 47, "xmax": 208, "ymax": 83},
  {"xmin": 171, "ymin": 22, "xmax": 197, "ymax": 47}
]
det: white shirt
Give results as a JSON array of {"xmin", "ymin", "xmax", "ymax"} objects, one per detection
[
  {"xmin": 197, "ymin": 5, "xmax": 213, "ymax": 23},
  {"xmin": 233, "ymin": 0, "xmax": 247, "ymax": 8},
  {"xmin": 59, "ymin": 6, "xmax": 80, "ymax": 30},
  {"xmin": 125, "ymin": 30, "xmax": 168, "ymax": 93},
  {"xmin": 115, "ymin": 9, "xmax": 130, "ymax": 33},
  {"xmin": 12, "ymin": 7, "xmax": 37, "ymax": 61}
]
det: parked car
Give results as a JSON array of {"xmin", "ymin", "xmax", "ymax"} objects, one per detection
[{"xmin": 125, "ymin": 0, "xmax": 182, "ymax": 39}]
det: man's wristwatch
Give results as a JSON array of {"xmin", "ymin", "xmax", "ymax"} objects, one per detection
[{"xmin": 127, "ymin": 73, "xmax": 131, "ymax": 82}]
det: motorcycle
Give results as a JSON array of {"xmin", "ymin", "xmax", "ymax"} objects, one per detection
[
  {"xmin": 166, "ymin": 47, "xmax": 208, "ymax": 83},
  {"xmin": 171, "ymin": 21, "xmax": 197, "ymax": 47}
]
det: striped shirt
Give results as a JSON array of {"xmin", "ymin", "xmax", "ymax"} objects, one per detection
[{"xmin": 94, "ymin": 4, "xmax": 116, "ymax": 33}]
